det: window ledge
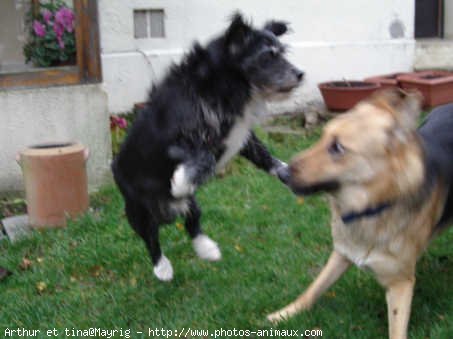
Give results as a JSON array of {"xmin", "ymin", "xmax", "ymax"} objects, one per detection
[{"xmin": 416, "ymin": 38, "xmax": 453, "ymax": 45}]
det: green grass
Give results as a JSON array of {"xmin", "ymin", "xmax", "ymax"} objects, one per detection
[{"xmin": 1, "ymin": 128, "xmax": 453, "ymax": 338}]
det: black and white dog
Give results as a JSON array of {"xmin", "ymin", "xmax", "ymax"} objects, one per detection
[{"xmin": 112, "ymin": 13, "xmax": 303, "ymax": 281}]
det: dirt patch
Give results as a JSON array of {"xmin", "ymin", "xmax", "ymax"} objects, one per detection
[
  {"xmin": 0, "ymin": 198, "xmax": 26, "ymax": 220},
  {"xmin": 325, "ymin": 81, "xmax": 377, "ymax": 88}
]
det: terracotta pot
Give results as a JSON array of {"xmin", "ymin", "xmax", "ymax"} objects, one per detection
[
  {"xmin": 318, "ymin": 81, "xmax": 381, "ymax": 111},
  {"xmin": 17, "ymin": 142, "xmax": 89, "ymax": 228},
  {"xmin": 364, "ymin": 72, "xmax": 408, "ymax": 89},
  {"xmin": 397, "ymin": 70, "xmax": 453, "ymax": 107}
]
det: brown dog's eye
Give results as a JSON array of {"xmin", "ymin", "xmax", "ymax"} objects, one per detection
[{"xmin": 328, "ymin": 139, "xmax": 345, "ymax": 156}]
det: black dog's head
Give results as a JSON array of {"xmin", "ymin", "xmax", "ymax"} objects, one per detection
[{"xmin": 221, "ymin": 13, "xmax": 304, "ymax": 97}]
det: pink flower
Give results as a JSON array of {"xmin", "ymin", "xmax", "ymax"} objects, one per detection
[
  {"xmin": 110, "ymin": 116, "xmax": 128, "ymax": 130},
  {"xmin": 57, "ymin": 37, "xmax": 65, "ymax": 49},
  {"xmin": 55, "ymin": 7, "xmax": 75, "ymax": 33},
  {"xmin": 42, "ymin": 9, "xmax": 52, "ymax": 24},
  {"xmin": 117, "ymin": 118, "xmax": 128, "ymax": 129},
  {"xmin": 53, "ymin": 21, "xmax": 64, "ymax": 38},
  {"xmin": 33, "ymin": 20, "xmax": 46, "ymax": 37}
]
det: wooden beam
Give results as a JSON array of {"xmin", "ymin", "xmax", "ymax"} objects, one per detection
[
  {"xmin": 74, "ymin": 0, "xmax": 86, "ymax": 81},
  {"xmin": 75, "ymin": 0, "xmax": 102, "ymax": 83},
  {"xmin": 31, "ymin": 0, "xmax": 40, "ymax": 18},
  {"xmin": 0, "ymin": 67, "xmax": 80, "ymax": 89},
  {"xmin": 85, "ymin": 0, "xmax": 102, "ymax": 82}
]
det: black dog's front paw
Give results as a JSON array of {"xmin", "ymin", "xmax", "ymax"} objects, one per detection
[
  {"xmin": 270, "ymin": 160, "xmax": 290, "ymax": 185},
  {"xmin": 276, "ymin": 164, "xmax": 290, "ymax": 185},
  {"xmin": 168, "ymin": 145, "xmax": 216, "ymax": 185},
  {"xmin": 168, "ymin": 146, "xmax": 216, "ymax": 198},
  {"xmin": 188, "ymin": 151, "xmax": 216, "ymax": 185}
]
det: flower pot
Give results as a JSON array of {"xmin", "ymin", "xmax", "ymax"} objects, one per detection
[
  {"xmin": 364, "ymin": 72, "xmax": 408, "ymax": 89},
  {"xmin": 318, "ymin": 81, "xmax": 381, "ymax": 111},
  {"xmin": 397, "ymin": 70, "xmax": 453, "ymax": 107},
  {"xmin": 17, "ymin": 142, "xmax": 89, "ymax": 228}
]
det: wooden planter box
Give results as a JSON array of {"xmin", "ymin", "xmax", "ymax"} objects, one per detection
[
  {"xmin": 397, "ymin": 71, "xmax": 453, "ymax": 107},
  {"xmin": 318, "ymin": 81, "xmax": 381, "ymax": 111}
]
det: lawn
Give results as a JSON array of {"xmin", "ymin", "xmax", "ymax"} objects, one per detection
[{"xmin": 1, "ymin": 127, "xmax": 453, "ymax": 338}]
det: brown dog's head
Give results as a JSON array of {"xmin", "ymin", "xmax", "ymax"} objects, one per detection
[{"xmin": 290, "ymin": 89, "xmax": 424, "ymax": 210}]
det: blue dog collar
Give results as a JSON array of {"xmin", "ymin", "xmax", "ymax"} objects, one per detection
[{"xmin": 341, "ymin": 202, "xmax": 392, "ymax": 224}]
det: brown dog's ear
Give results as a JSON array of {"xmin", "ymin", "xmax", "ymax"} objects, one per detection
[
  {"xmin": 385, "ymin": 126, "xmax": 409, "ymax": 149},
  {"xmin": 263, "ymin": 20, "xmax": 289, "ymax": 36},
  {"xmin": 396, "ymin": 89, "xmax": 423, "ymax": 131},
  {"xmin": 370, "ymin": 88, "xmax": 423, "ymax": 132}
]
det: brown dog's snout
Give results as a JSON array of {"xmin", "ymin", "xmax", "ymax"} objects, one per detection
[
  {"xmin": 289, "ymin": 163, "xmax": 297, "ymax": 176},
  {"xmin": 289, "ymin": 157, "xmax": 304, "ymax": 178}
]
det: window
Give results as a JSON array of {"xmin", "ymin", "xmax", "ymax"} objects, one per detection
[
  {"xmin": 0, "ymin": 1, "xmax": 29, "ymax": 74},
  {"xmin": 134, "ymin": 9, "xmax": 165, "ymax": 39},
  {"xmin": 415, "ymin": 0, "xmax": 444, "ymax": 38},
  {"xmin": 0, "ymin": 0, "xmax": 101, "ymax": 89}
]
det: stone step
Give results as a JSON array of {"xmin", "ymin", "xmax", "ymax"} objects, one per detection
[{"xmin": 1, "ymin": 215, "xmax": 32, "ymax": 243}]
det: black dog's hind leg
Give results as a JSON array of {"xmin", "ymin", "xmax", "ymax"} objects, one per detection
[
  {"xmin": 240, "ymin": 132, "xmax": 290, "ymax": 184},
  {"xmin": 184, "ymin": 197, "xmax": 202, "ymax": 238},
  {"xmin": 185, "ymin": 196, "xmax": 221, "ymax": 261},
  {"xmin": 124, "ymin": 198, "xmax": 174, "ymax": 281}
]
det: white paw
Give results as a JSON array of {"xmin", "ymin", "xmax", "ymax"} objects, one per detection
[
  {"xmin": 153, "ymin": 255, "xmax": 174, "ymax": 281},
  {"xmin": 171, "ymin": 165, "xmax": 195, "ymax": 198},
  {"xmin": 270, "ymin": 160, "xmax": 288, "ymax": 176},
  {"xmin": 267, "ymin": 310, "xmax": 289, "ymax": 324},
  {"xmin": 192, "ymin": 234, "xmax": 222, "ymax": 261}
]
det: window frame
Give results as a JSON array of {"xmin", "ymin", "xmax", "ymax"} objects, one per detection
[{"xmin": 0, "ymin": 0, "xmax": 101, "ymax": 89}]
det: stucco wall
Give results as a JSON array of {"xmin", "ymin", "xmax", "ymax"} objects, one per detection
[
  {"xmin": 414, "ymin": 39, "xmax": 453, "ymax": 70},
  {"xmin": 0, "ymin": 85, "xmax": 112, "ymax": 194},
  {"xmin": 99, "ymin": 0, "xmax": 416, "ymax": 113}
]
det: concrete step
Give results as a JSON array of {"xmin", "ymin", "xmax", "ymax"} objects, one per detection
[{"xmin": 1, "ymin": 215, "xmax": 32, "ymax": 243}]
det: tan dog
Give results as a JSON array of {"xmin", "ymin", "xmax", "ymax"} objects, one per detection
[{"xmin": 267, "ymin": 89, "xmax": 453, "ymax": 339}]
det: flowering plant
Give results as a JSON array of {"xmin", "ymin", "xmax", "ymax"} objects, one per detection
[
  {"xmin": 110, "ymin": 115, "xmax": 129, "ymax": 155},
  {"xmin": 23, "ymin": 1, "xmax": 76, "ymax": 67}
]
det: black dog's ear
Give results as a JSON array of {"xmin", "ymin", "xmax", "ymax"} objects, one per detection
[
  {"xmin": 225, "ymin": 12, "xmax": 252, "ymax": 55},
  {"xmin": 264, "ymin": 20, "xmax": 289, "ymax": 36}
]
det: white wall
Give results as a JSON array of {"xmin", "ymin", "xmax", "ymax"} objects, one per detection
[
  {"xmin": 99, "ymin": 0, "xmax": 416, "ymax": 113},
  {"xmin": 0, "ymin": 85, "xmax": 112, "ymax": 193},
  {"xmin": 414, "ymin": 40, "xmax": 453, "ymax": 70}
]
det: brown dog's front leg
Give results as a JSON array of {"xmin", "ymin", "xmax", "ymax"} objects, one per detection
[
  {"xmin": 267, "ymin": 250, "xmax": 351, "ymax": 323},
  {"xmin": 385, "ymin": 278, "xmax": 415, "ymax": 339}
]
